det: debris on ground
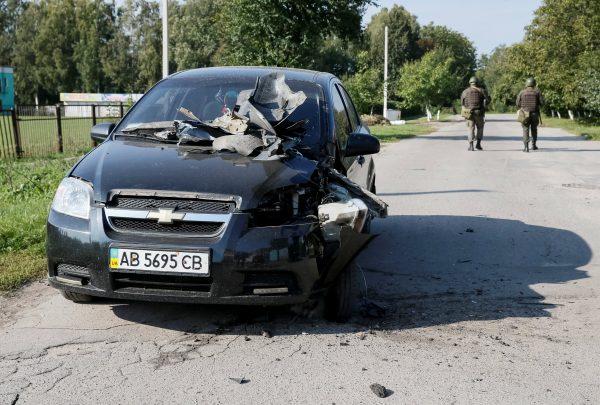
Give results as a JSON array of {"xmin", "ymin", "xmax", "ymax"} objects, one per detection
[
  {"xmin": 361, "ymin": 114, "xmax": 391, "ymax": 126},
  {"xmin": 370, "ymin": 383, "xmax": 391, "ymax": 398},
  {"xmin": 229, "ymin": 377, "xmax": 250, "ymax": 384},
  {"xmin": 261, "ymin": 330, "xmax": 273, "ymax": 338},
  {"xmin": 465, "ymin": 228, "xmax": 475, "ymax": 233}
]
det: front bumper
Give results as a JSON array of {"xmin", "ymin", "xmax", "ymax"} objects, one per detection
[{"xmin": 47, "ymin": 206, "xmax": 322, "ymax": 305}]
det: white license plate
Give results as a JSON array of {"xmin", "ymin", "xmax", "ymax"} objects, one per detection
[{"xmin": 109, "ymin": 248, "xmax": 210, "ymax": 275}]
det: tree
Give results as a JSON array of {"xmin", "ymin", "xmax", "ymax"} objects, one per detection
[
  {"xmin": 170, "ymin": 0, "xmax": 222, "ymax": 71},
  {"xmin": 101, "ymin": 5, "xmax": 136, "ymax": 93},
  {"xmin": 396, "ymin": 50, "xmax": 462, "ymax": 113},
  {"xmin": 74, "ymin": 0, "xmax": 116, "ymax": 92},
  {"xmin": 219, "ymin": 0, "xmax": 370, "ymax": 68},
  {"xmin": 312, "ymin": 35, "xmax": 359, "ymax": 78},
  {"xmin": 0, "ymin": 0, "xmax": 24, "ymax": 66},
  {"xmin": 31, "ymin": 0, "xmax": 79, "ymax": 102},
  {"xmin": 128, "ymin": 0, "xmax": 162, "ymax": 91},
  {"xmin": 477, "ymin": 45, "xmax": 527, "ymax": 112},
  {"xmin": 12, "ymin": 1, "xmax": 41, "ymax": 103},
  {"xmin": 344, "ymin": 51, "xmax": 382, "ymax": 114},
  {"xmin": 419, "ymin": 23, "xmax": 476, "ymax": 85},
  {"xmin": 365, "ymin": 5, "xmax": 421, "ymax": 78}
]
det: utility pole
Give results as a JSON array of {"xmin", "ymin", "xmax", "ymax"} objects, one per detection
[
  {"xmin": 161, "ymin": 0, "xmax": 169, "ymax": 78},
  {"xmin": 383, "ymin": 26, "xmax": 388, "ymax": 119}
]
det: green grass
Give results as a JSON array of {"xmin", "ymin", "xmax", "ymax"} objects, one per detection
[
  {"xmin": 0, "ymin": 155, "xmax": 81, "ymax": 291},
  {"xmin": 1, "ymin": 114, "xmax": 116, "ymax": 159},
  {"xmin": 370, "ymin": 119, "xmax": 439, "ymax": 142},
  {"xmin": 542, "ymin": 116, "xmax": 600, "ymax": 141}
]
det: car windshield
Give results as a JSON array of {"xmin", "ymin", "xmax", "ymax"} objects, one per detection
[{"xmin": 116, "ymin": 75, "xmax": 324, "ymax": 152}]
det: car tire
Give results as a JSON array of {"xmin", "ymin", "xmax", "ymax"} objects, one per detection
[
  {"xmin": 61, "ymin": 290, "xmax": 94, "ymax": 303},
  {"xmin": 324, "ymin": 261, "xmax": 355, "ymax": 322}
]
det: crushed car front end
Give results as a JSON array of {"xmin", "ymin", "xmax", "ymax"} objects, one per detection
[
  {"xmin": 47, "ymin": 190, "xmax": 323, "ymax": 305},
  {"xmin": 47, "ymin": 67, "xmax": 387, "ymax": 311}
]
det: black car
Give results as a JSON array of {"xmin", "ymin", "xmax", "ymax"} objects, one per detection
[{"xmin": 47, "ymin": 67, "xmax": 387, "ymax": 321}]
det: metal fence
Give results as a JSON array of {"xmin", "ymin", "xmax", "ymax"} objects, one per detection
[{"xmin": 0, "ymin": 103, "xmax": 129, "ymax": 159}]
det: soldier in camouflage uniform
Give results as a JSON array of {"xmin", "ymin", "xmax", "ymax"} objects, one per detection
[
  {"xmin": 516, "ymin": 77, "xmax": 544, "ymax": 152},
  {"xmin": 461, "ymin": 77, "xmax": 491, "ymax": 151}
]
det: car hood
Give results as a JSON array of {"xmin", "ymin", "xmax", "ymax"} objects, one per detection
[{"xmin": 71, "ymin": 139, "xmax": 318, "ymax": 209}]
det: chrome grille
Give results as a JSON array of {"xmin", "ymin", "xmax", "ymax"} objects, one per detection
[
  {"xmin": 110, "ymin": 218, "xmax": 224, "ymax": 235},
  {"xmin": 111, "ymin": 196, "xmax": 234, "ymax": 213}
]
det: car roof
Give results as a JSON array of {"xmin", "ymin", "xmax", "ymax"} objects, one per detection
[{"xmin": 170, "ymin": 66, "xmax": 337, "ymax": 88}]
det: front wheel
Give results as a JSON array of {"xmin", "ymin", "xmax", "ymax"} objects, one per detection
[{"xmin": 324, "ymin": 261, "xmax": 355, "ymax": 322}]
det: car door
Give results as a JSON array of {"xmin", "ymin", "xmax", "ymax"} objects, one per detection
[{"xmin": 330, "ymin": 82, "xmax": 373, "ymax": 190}]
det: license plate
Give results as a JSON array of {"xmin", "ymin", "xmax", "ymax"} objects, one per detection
[{"xmin": 109, "ymin": 248, "xmax": 210, "ymax": 275}]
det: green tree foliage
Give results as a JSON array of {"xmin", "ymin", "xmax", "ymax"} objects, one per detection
[
  {"xmin": 0, "ymin": 0, "xmax": 24, "ymax": 66},
  {"xmin": 479, "ymin": 0, "xmax": 600, "ymax": 115},
  {"xmin": 170, "ymin": 0, "xmax": 222, "ymax": 70},
  {"xmin": 396, "ymin": 50, "xmax": 462, "ymax": 112},
  {"xmin": 344, "ymin": 51, "xmax": 382, "ymax": 114},
  {"xmin": 478, "ymin": 45, "xmax": 527, "ymax": 112},
  {"xmin": 419, "ymin": 23, "xmax": 476, "ymax": 85},
  {"xmin": 365, "ymin": 5, "xmax": 421, "ymax": 77},
  {"xmin": 12, "ymin": 1, "xmax": 40, "ymax": 102},
  {"xmin": 219, "ymin": 0, "xmax": 370, "ymax": 67},
  {"xmin": 73, "ymin": 0, "xmax": 115, "ymax": 92}
]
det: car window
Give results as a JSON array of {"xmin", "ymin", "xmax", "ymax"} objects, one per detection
[
  {"xmin": 117, "ymin": 76, "xmax": 323, "ymax": 154},
  {"xmin": 336, "ymin": 84, "xmax": 360, "ymax": 130},
  {"xmin": 331, "ymin": 85, "xmax": 350, "ymax": 151}
]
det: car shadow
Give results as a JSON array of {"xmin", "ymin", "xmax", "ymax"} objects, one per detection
[{"xmin": 111, "ymin": 215, "xmax": 591, "ymax": 335}]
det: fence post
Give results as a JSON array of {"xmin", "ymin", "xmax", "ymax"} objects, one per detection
[
  {"xmin": 10, "ymin": 108, "xmax": 23, "ymax": 158},
  {"xmin": 92, "ymin": 104, "xmax": 97, "ymax": 126},
  {"xmin": 119, "ymin": 102, "xmax": 124, "ymax": 118},
  {"xmin": 55, "ymin": 104, "xmax": 64, "ymax": 154}
]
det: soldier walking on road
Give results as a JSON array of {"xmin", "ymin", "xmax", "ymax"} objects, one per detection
[
  {"xmin": 461, "ymin": 77, "xmax": 490, "ymax": 151},
  {"xmin": 517, "ymin": 77, "xmax": 544, "ymax": 152}
]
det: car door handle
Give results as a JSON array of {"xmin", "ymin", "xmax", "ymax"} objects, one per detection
[{"xmin": 357, "ymin": 155, "xmax": 365, "ymax": 165}]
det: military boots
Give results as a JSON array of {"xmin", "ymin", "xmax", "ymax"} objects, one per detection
[
  {"xmin": 468, "ymin": 142, "xmax": 475, "ymax": 151},
  {"xmin": 476, "ymin": 140, "xmax": 483, "ymax": 150},
  {"xmin": 523, "ymin": 141, "xmax": 529, "ymax": 153}
]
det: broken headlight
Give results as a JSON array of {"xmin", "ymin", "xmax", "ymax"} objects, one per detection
[
  {"xmin": 51, "ymin": 177, "xmax": 93, "ymax": 219},
  {"xmin": 250, "ymin": 186, "xmax": 317, "ymax": 227}
]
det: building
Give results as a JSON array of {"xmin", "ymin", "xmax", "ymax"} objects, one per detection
[
  {"xmin": 0, "ymin": 67, "xmax": 15, "ymax": 110},
  {"xmin": 60, "ymin": 93, "xmax": 143, "ymax": 117}
]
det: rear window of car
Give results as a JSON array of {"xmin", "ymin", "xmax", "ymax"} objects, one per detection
[{"xmin": 117, "ymin": 76, "xmax": 324, "ymax": 153}]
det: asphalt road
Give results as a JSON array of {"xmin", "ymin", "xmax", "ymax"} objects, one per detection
[{"xmin": 2, "ymin": 114, "xmax": 600, "ymax": 404}]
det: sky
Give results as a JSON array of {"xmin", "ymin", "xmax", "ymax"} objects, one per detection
[{"xmin": 364, "ymin": 0, "xmax": 543, "ymax": 56}]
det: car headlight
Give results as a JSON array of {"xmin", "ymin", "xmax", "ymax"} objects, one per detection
[{"xmin": 51, "ymin": 177, "xmax": 93, "ymax": 219}]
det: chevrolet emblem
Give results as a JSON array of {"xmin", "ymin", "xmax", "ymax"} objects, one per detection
[{"xmin": 147, "ymin": 208, "xmax": 185, "ymax": 224}]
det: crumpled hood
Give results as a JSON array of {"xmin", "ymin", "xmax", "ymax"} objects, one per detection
[{"xmin": 70, "ymin": 140, "xmax": 317, "ymax": 209}]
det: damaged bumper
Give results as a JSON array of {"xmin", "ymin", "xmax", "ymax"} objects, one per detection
[{"xmin": 47, "ymin": 208, "xmax": 323, "ymax": 305}]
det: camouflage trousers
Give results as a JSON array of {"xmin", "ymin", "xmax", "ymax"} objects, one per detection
[
  {"xmin": 522, "ymin": 113, "xmax": 540, "ymax": 143},
  {"xmin": 467, "ymin": 113, "xmax": 485, "ymax": 142}
]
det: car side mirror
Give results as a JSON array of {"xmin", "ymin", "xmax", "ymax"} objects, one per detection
[
  {"xmin": 90, "ymin": 123, "xmax": 115, "ymax": 143},
  {"xmin": 345, "ymin": 132, "xmax": 380, "ymax": 157}
]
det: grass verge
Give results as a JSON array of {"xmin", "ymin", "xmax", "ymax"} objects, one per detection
[
  {"xmin": 370, "ymin": 120, "xmax": 439, "ymax": 142},
  {"xmin": 0, "ymin": 155, "xmax": 80, "ymax": 291},
  {"xmin": 542, "ymin": 117, "xmax": 600, "ymax": 140}
]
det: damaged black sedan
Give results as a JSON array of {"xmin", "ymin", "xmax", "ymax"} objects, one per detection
[{"xmin": 47, "ymin": 67, "xmax": 387, "ymax": 321}]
